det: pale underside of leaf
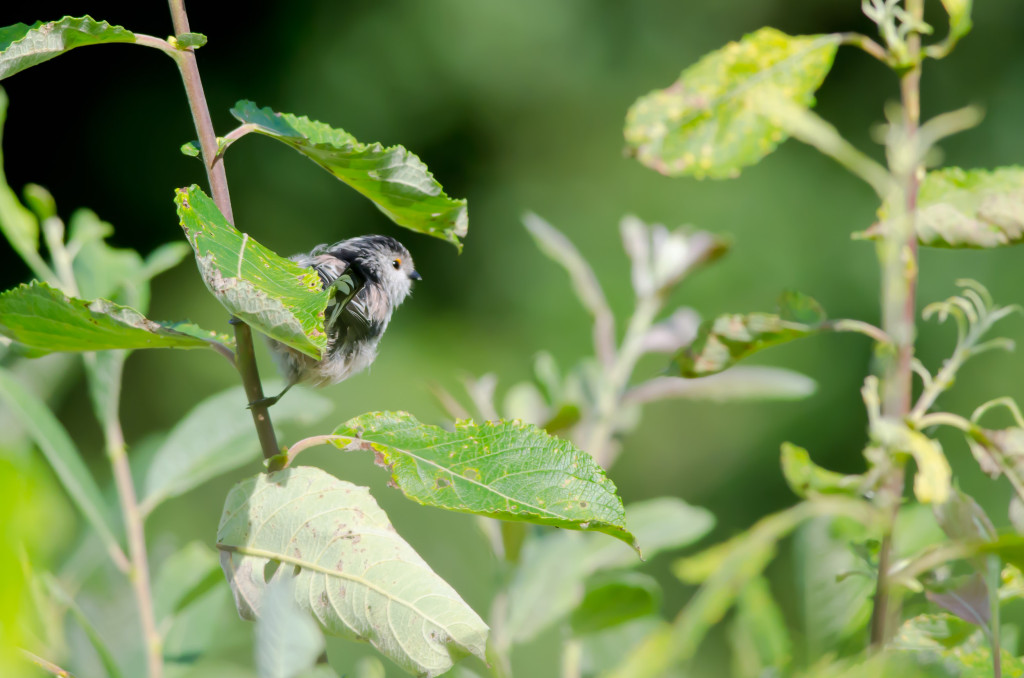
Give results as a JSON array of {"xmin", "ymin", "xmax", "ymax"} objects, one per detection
[
  {"xmin": 229, "ymin": 101, "xmax": 467, "ymax": 251},
  {"xmin": 218, "ymin": 466, "xmax": 488, "ymax": 678},
  {"xmin": 624, "ymin": 27, "xmax": 839, "ymax": 179},
  {"xmin": 332, "ymin": 411, "xmax": 635, "ymax": 548}
]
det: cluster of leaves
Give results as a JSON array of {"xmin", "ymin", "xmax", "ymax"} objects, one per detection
[{"xmin": 606, "ymin": 1, "xmax": 1024, "ymax": 677}]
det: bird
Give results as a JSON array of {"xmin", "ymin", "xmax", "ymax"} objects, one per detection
[{"xmin": 258, "ymin": 235, "xmax": 421, "ymax": 407}]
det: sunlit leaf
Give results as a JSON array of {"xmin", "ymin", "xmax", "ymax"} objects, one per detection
[
  {"xmin": 0, "ymin": 281, "xmax": 228, "ymax": 354},
  {"xmin": 256, "ymin": 574, "xmax": 325, "ymax": 678},
  {"xmin": 674, "ymin": 291, "xmax": 826, "ymax": 377},
  {"xmin": 175, "ymin": 185, "xmax": 330, "ymax": 358},
  {"xmin": 872, "ymin": 420, "xmax": 951, "ymax": 504},
  {"xmin": 874, "ymin": 167, "xmax": 1024, "ymax": 248},
  {"xmin": 0, "ymin": 367, "xmax": 121, "ymax": 563},
  {"xmin": 229, "ymin": 101, "xmax": 467, "ymax": 251},
  {"xmin": 0, "ymin": 16, "xmax": 135, "ymax": 80},
  {"xmin": 217, "ymin": 466, "xmax": 488, "ymax": 677},
  {"xmin": 624, "ymin": 27, "xmax": 838, "ymax": 179},
  {"xmin": 332, "ymin": 411, "xmax": 635, "ymax": 548},
  {"xmin": 140, "ymin": 383, "xmax": 331, "ymax": 515},
  {"xmin": 729, "ymin": 576, "xmax": 791, "ymax": 678},
  {"xmin": 940, "ymin": 0, "xmax": 973, "ymax": 44},
  {"xmin": 570, "ymin": 573, "xmax": 661, "ymax": 636},
  {"xmin": 781, "ymin": 442, "xmax": 861, "ymax": 498}
]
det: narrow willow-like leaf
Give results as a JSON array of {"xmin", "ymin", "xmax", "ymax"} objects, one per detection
[
  {"xmin": 869, "ymin": 167, "xmax": 1024, "ymax": 248},
  {"xmin": 141, "ymin": 383, "xmax": 331, "ymax": 514},
  {"xmin": 217, "ymin": 466, "xmax": 488, "ymax": 677},
  {"xmin": 624, "ymin": 28, "xmax": 839, "ymax": 179},
  {"xmin": 0, "ymin": 16, "xmax": 135, "ymax": 80},
  {"xmin": 332, "ymin": 411, "xmax": 635, "ymax": 548},
  {"xmin": 729, "ymin": 576, "xmax": 792, "ymax": 678},
  {"xmin": 230, "ymin": 101, "xmax": 467, "ymax": 251},
  {"xmin": 175, "ymin": 185, "xmax": 330, "ymax": 358},
  {"xmin": 625, "ymin": 367, "xmax": 816, "ymax": 405},
  {"xmin": 569, "ymin": 573, "xmax": 661, "ymax": 636},
  {"xmin": 0, "ymin": 281, "xmax": 226, "ymax": 354},
  {"xmin": 674, "ymin": 291, "xmax": 826, "ymax": 377},
  {"xmin": 0, "ymin": 367, "xmax": 121, "ymax": 560},
  {"xmin": 780, "ymin": 442, "xmax": 861, "ymax": 499}
]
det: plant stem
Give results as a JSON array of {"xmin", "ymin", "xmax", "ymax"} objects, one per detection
[
  {"xmin": 166, "ymin": 0, "xmax": 279, "ymax": 459},
  {"xmin": 106, "ymin": 418, "xmax": 162, "ymax": 678},
  {"xmin": 869, "ymin": 0, "xmax": 924, "ymax": 649},
  {"xmin": 19, "ymin": 649, "xmax": 76, "ymax": 677}
]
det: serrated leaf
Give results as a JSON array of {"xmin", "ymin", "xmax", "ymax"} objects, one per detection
[
  {"xmin": 230, "ymin": 101, "xmax": 467, "ymax": 251},
  {"xmin": 217, "ymin": 466, "xmax": 488, "ymax": 677},
  {"xmin": 878, "ymin": 167, "xmax": 1024, "ymax": 248},
  {"xmin": 332, "ymin": 411, "xmax": 635, "ymax": 548},
  {"xmin": 0, "ymin": 366, "xmax": 122, "ymax": 563},
  {"xmin": 175, "ymin": 185, "xmax": 330, "ymax": 358},
  {"xmin": 674, "ymin": 291, "xmax": 826, "ymax": 377},
  {"xmin": 781, "ymin": 442, "xmax": 861, "ymax": 499},
  {"xmin": 0, "ymin": 16, "xmax": 136, "ymax": 80},
  {"xmin": 624, "ymin": 28, "xmax": 838, "ymax": 179},
  {"xmin": 0, "ymin": 281, "xmax": 225, "ymax": 354},
  {"xmin": 570, "ymin": 573, "xmax": 661, "ymax": 636},
  {"xmin": 140, "ymin": 383, "xmax": 331, "ymax": 515}
]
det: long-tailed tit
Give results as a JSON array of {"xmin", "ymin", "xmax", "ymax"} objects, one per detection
[{"xmin": 260, "ymin": 235, "xmax": 420, "ymax": 406}]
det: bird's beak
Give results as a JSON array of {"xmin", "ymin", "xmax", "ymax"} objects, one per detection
[{"xmin": 409, "ymin": 270, "xmax": 422, "ymax": 281}]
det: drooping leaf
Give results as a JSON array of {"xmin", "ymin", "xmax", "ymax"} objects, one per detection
[
  {"xmin": 175, "ymin": 185, "xmax": 330, "ymax": 358},
  {"xmin": 624, "ymin": 27, "xmax": 839, "ymax": 179},
  {"xmin": 217, "ymin": 466, "xmax": 488, "ymax": 677},
  {"xmin": 0, "ymin": 367, "xmax": 122, "ymax": 562},
  {"xmin": 729, "ymin": 576, "xmax": 792, "ymax": 678},
  {"xmin": 229, "ymin": 101, "xmax": 467, "ymax": 251},
  {"xmin": 569, "ymin": 573, "xmax": 661, "ymax": 636},
  {"xmin": 332, "ymin": 411, "xmax": 636, "ymax": 548},
  {"xmin": 140, "ymin": 383, "xmax": 331, "ymax": 515},
  {"xmin": 504, "ymin": 497, "xmax": 713, "ymax": 644},
  {"xmin": 0, "ymin": 16, "xmax": 135, "ymax": 81},
  {"xmin": 0, "ymin": 281, "xmax": 228, "ymax": 354},
  {"xmin": 674, "ymin": 291, "xmax": 827, "ymax": 377},
  {"xmin": 256, "ymin": 574, "xmax": 326, "ymax": 678},
  {"xmin": 781, "ymin": 442, "xmax": 861, "ymax": 498}
]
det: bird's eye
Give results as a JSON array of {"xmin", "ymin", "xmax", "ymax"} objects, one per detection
[{"xmin": 392, "ymin": 258, "xmax": 402, "ymax": 270}]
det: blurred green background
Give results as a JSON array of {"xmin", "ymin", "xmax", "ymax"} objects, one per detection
[{"xmin": 2, "ymin": 1, "xmax": 1024, "ymax": 675}]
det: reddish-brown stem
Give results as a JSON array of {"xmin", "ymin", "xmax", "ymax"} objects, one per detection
[{"xmin": 166, "ymin": 0, "xmax": 279, "ymax": 459}]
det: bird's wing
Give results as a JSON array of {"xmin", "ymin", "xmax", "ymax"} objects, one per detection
[
  {"xmin": 294, "ymin": 253, "xmax": 351, "ymax": 288},
  {"xmin": 341, "ymin": 284, "xmax": 388, "ymax": 341}
]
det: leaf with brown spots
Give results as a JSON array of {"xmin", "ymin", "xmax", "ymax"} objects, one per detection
[
  {"xmin": 332, "ymin": 411, "xmax": 636, "ymax": 550},
  {"xmin": 217, "ymin": 466, "xmax": 487, "ymax": 677}
]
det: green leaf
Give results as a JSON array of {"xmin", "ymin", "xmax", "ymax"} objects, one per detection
[
  {"xmin": 0, "ymin": 367, "xmax": 122, "ymax": 562},
  {"xmin": 872, "ymin": 420, "xmax": 951, "ymax": 504},
  {"xmin": 729, "ymin": 576, "xmax": 792, "ymax": 678},
  {"xmin": 890, "ymin": 613, "xmax": 1024, "ymax": 677},
  {"xmin": 217, "ymin": 466, "xmax": 488, "ymax": 677},
  {"xmin": 626, "ymin": 367, "xmax": 816, "ymax": 405},
  {"xmin": 881, "ymin": 167, "xmax": 1024, "ymax": 248},
  {"xmin": 0, "ymin": 281, "xmax": 226, "ymax": 354},
  {"xmin": 174, "ymin": 32, "xmax": 207, "ymax": 49},
  {"xmin": 140, "ymin": 383, "xmax": 331, "ymax": 515},
  {"xmin": 0, "ymin": 88, "xmax": 46, "ymax": 274},
  {"xmin": 624, "ymin": 28, "xmax": 839, "ymax": 179},
  {"xmin": 504, "ymin": 497, "xmax": 713, "ymax": 644},
  {"xmin": 153, "ymin": 542, "xmax": 224, "ymax": 623},
  {"xmin": 674, "ymin": 291, "xmax": 826, "ymax": 377},
  {"xmin": 230, "ymin": 101, "xmax": 467, "ymax": 251},
  {"xmin": 256, "ymin": 574, "xmax": 326, "ymax": 678},
  {"xmin": 175, "ymin": 185, "xmax": 330, "ymax": 359},
  {"xmin": 570, "ymin": 573, "xmax": 661, "ymax": 636},
  {"xmin": 332, "ymin": 411, "xmax": 635, "ymax": 548},
  {"xmin": 781, "ymin": 442, "xmax": 861, "ymax": 498},
  {"xmin": 0, "ymin": 16, "xmax": 136, "ymax": 80},
  {"xmin": 180, "ymin": 140, "xmax": 201, "ymax": 157},
  {"xmin": 42, "ymin": 573, "xmax": 125, "ymax": 678},
  {"xmin": 940, "ymin": 0, "xmax": 973, "ymax": 44}
]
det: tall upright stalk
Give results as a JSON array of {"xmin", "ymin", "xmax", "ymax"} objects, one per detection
[
  {"xmin": 869, "ymin": 0, "xmax": 924, "ymax": 649},
  {"xmin": 165, "ymin": 0, "xmax": 279, "ymax": 459}
]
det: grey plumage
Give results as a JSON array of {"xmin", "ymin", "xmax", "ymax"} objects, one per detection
[{"xmin": 266, "ymin": 235, "xmax": 419, "ymax": 400}]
